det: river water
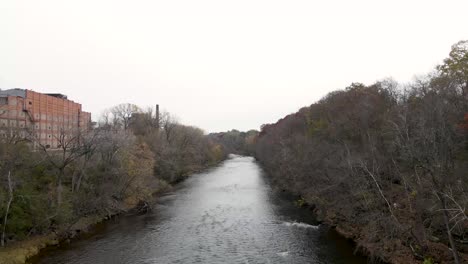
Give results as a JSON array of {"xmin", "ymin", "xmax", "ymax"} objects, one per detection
[{"xmin": 34, "ymin": 155, "xmax": 367, "ymax": 264}]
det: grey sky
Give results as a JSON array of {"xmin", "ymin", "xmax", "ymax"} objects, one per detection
[{"xmin": 1, "ymin": 0, "xmax": 467, "ymax": 132}]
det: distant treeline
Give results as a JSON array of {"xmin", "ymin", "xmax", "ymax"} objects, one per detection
[
  {"xmin": 209, "ymin": 129, "xmax": 258, "ymax": 156},
  {"xmin": 255, "ymin": 41, "xmax": 468, "ymax": 263},
  {"xmin": 0, "ymin": 105, "xmax": 226, "ymax": 247}
]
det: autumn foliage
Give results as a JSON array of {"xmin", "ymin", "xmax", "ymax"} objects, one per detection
[
  {"xmin": 255, "ymin": 43, "xmax": 468, "ymax": 263},
  {"xmin": 0, "ymin": 106, "xmax": 226, "ymax": 248},
  {"xmin": 462, "ymin": 113, "xmax": 468, "ymax": 132}
]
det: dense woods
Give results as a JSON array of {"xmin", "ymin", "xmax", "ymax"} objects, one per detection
[
  {"xmin": 209, "ymin": 129, "xmax": 258, "ymax": 156},
  {"xmin": 1, "ymin": 40, "xmax": 467, "ymax": 264},
  {"xmin": 255, "ymin": 41, "xmax": 468, "ymax": 263},
  {"xmin": 0, "ymin": 106, "xmax": 225, "ymax": 249}
]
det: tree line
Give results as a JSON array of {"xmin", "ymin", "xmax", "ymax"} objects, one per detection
[
  {"xmin": 208, "ymin": 129, "xmax": 258, "ymax": 156},
  {"xmin": 0, "ymin": 105, "xmax": 226, "ymax": 247},
  {"xmin": 254, "ymin": 41, "xmax": 468, "ymax": 263}
]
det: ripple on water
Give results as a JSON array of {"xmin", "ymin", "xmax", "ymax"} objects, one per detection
[
  {"xmin": 34, "ymin": 156, "xmax": 367, "ymax": 264},
  {"xmin": 282, "ymin": 221, "xmax": 320, "ymax": 230}
]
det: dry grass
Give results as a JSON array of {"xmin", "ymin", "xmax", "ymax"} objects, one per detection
[{"xmin": 0, "ymin": 235, "xmax": 58, "ymax": 264}]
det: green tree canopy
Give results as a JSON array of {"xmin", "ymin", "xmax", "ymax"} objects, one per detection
[{"xmin": 438, "ymin": 40, "xmax": 468, "ymax": 95}]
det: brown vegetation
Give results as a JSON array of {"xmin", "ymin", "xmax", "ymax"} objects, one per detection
[
  {"xmin": 255, "ymin": 41, "xmax": 468, "ymax": 263},
  {"xmin": 0, "ymin": 104, "xmax": 225, "ymax": 262}
]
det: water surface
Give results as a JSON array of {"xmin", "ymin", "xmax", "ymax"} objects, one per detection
[{"xmin": 34, "ymin": 155, "xmax": 367, "ymax": 264}]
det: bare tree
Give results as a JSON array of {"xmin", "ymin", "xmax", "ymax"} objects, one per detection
[
  {"xmin": 110, "ymin": 103, "xmax": 142, "ymax": 130},
  {"xmin": 1, "ymin": 171, "xmax": 12, "ymax": 247},
  {"xmin": 71, "ymin": 130, "xmax": 99, "ymax": 192},
  {"xmin": 160, "ymin": 111, "xmax": 178, "ymax": 143},
  {"xmin": 31, "ymin": 129, "xmax": 91, "ymax": 207},
  {"xmin": 0, "ymin": 133, "xmax": 28, "ymax": 247}
]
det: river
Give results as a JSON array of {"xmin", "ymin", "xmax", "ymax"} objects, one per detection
[{"xmin": 33, "ymin": 155, "xmax": 367, "ymax": 264}]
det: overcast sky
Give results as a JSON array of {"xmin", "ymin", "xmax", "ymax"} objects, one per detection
[{"xmin": 1, "ymin": 0, "xmax": 467, "ymax": 132}]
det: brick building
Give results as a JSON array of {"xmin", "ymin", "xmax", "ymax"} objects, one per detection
[{"xmin": 0, "ymin": 88, "xmax": 91, "ymax": 148}]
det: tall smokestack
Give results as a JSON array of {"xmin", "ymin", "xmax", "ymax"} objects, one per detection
[{"xmin": 156, "ymin": 104, "xmax": 160, "ymax": 130}]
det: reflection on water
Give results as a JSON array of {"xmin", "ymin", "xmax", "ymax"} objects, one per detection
[{"xmin": 34, "ymin": 155, "xmax": 367, "ymax": 264}]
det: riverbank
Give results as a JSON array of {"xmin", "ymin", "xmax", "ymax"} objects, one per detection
[
  {"xmin": 0, "ymin": 159, "xmax": 225, "ymax": 264},
  {"xmin": 258, "ymin": 160, "xmax": 466, "ymax": 264},
  {"xmin": 0, "ymin": 205, "xmax": 137, "ymax": 264},
  {"xmin": 288, "ymin": 187, "xmax": 466, "ymax": 264},
  {"xmin": 293, "ymin": 192, "xmax": 468, "ymax": 264},
  {"xmin": 29, "ymin": 156, "xmax": 368, "ymax": 264},
  {"xmin": 0, "ymin": 214, "xmax": 113, "ymax": 264},
  {"xmin": 256, "ymin": 160, "xmax": 468, "ymax": 264}
]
